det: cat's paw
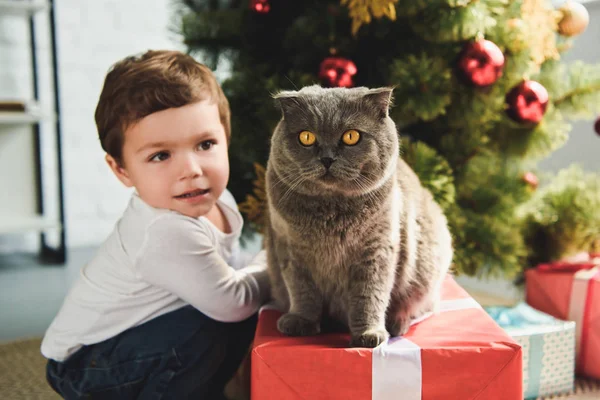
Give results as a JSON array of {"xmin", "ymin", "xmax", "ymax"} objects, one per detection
[
  {"xmin": 385, "ymin": 314, "xmax": 411, "ymax": 337},
  {"xmin": 349, "ymin": 327, "xmax": 389, "ymax": 348},
  {"xmin": 277, "ymin": 313, "xmax": 320, "ymax": 336}
]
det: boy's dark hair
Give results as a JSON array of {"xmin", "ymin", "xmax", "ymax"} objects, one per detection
[{"xmin": 95, "ymin": 50, "xmax": 231, "ymax": 165}]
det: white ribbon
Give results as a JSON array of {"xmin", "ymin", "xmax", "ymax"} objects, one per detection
[
  {"xmin": 567, "ymin": 266, "xmax": 599, "ymax": 362},
  {"xmin": 372, "ymin": 297, "xmax": 481, "ymax": 400},
  {"xmin": 373, "ymin": 337, "xmax": 422, "ymax": 400}
]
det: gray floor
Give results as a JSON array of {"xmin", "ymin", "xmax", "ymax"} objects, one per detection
[
  {"xmin": 0, "ymin": 247, "xmax": 96, "ymax": 342},
  {"xmin": 0, "ymin": 234, "xmax": 263, "ymax": 343}
]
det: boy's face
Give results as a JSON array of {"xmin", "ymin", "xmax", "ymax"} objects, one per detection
[{"xmin": 106, "ymin": 101, "xmax": 229, "ymax": 219}]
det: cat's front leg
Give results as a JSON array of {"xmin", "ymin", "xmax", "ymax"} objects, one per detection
[
  {"xmin": 277, "ymin": 260, "xmax": 323, "ymax": 336},
  {"xmin": 347, "ymin": 246, "xmax": 395, "ymax": 348}
]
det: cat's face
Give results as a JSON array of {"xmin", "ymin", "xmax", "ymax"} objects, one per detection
[{"xmin": 270, "ymin": 85, "xmax": 398, "ymax": 196}]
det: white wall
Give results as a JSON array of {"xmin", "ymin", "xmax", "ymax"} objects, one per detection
[
  {"xmin": 0, "ymin": 0, "xmax": 598, "ymax": 254},
  {"xmin": 55, "ymin": 0, "xmax": 187, "ymax": 247},
  {"xmin": 0, "ymin": 0, "xmax": 185, "ymax": 251},
  {"xmin": 540, "ymin": 0, "xmax": 600, "ymax": 173}
]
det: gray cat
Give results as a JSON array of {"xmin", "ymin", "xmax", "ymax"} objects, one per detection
[{"xmin": 264, "ymin": 85, "xmax": 453, "ymax": 348}]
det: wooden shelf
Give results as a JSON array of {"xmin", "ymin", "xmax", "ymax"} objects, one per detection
[
  {"xmin": 0, "ymin": 111, "xmax": 49, "ymax": 125},
  {"xmin": 0, "ymin": 215, "xmax": 60, "ymax": 235},
  {"xmin": 0, "ymin": 0, "xmax": 49, "ymax": 16},
  {"xmin": 1, "ymin": 0, "xmax": 67, "ymax": 263}
]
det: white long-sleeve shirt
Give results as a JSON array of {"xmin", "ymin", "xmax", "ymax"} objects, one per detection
[{"xmin": 41, "ymin": 190, "xmax": 269, "ymax": 362}]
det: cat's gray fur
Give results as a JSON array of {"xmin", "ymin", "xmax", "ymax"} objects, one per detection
[{"xmin": 264, "ymin": 85, "xmax": 453, "ymax": 348}]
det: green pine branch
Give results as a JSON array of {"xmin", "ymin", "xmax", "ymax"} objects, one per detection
[
  {"xmin": 519, "ymin": 165, "xmax": 600, "ymax": 265},
  {"xmin": 402, "ymin": 139, "xmax": 456, "ymax": 211},
  {"xmin": 540, "ymin": 61, "xmax": 600, "ymax": 119},
  {"xmin": 181, "ymin": 9, "xmax": 243, "ymax": 47},
  {"xmin": 408, "ymin": 1, "xmax": 497, "ymax": 43},
  {"xmin": 396, "ymin": 0, "xmax": 476, "ymax": 17},
  {"xmin": 389, "ymin": 53, "xmax": 453, "ymax": 123}
]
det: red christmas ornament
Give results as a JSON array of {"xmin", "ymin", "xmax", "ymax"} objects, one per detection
[
  {"xmin": 319, "ymin": 56, "xmax": 357, "ymax": 88},
  {"xmin": 457, "ymin": 39, "xmax": 505, "ymax": 87},
  {"xmin": 594, "ymin": 116, "xmax": 600, "ymax": 136},
  {"xmin": 523, "ymin": 172, "xmax": 539, "ymax": 189},
  {"xmin": 250, "ymin": 0, "xmax": 270, "ymax": 13},
  {"xmin": 506, "ymin": 80, "xmax": 549, "ymax": 124}
]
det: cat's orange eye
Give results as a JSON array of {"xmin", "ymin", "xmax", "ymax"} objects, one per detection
[
  {"xmin": 342, "ymin": 130, "xmax": 360, "ymax": 146},
  {"xmin": 298, "ymin": 130, "xmax": 316, "ymax": 146}
]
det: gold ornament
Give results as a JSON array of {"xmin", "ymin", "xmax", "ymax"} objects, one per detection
[
  {"xmin": 521, "ymin": 0, "xmax": 562, "ymax": 66},
  {"xmin": 342, "ymin": 129, "xmax": 360, "ymax": 145},
  {"xmin": 340, "ymin": 0, "xmax": 398, "ymax": 35},
  {"xmin": 558, "ymin": 0, "xmax": 589, "ymax": 37},
  {"xmin": 238, "ymin": 163, "xmax": 268, "ymax": 233}
]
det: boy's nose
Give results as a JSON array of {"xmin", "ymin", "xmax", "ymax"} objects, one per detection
[{"xmin": 180, "ymin": 155, "xmax": 203, "ymax": 179}]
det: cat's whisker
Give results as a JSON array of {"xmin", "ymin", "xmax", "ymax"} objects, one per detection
[
  {"xmin": 278, "ymin": 180, "xmax": 305, "ymax": 207},
  {"xmin": 283, "ymin": 75, "xmax": 299, "ymax": 91},
  {"xmin": 355, "ymin": 175, "xmax": 387, "ymax": 205},
  {"xmin": 277, "ymin": 171, "xmax": 316, "ymax": 207},
  {"xmin": 287, "ymin": 171, "xmax": 321, "ymax": 199},
  {"xmin": 357, "ymin": 182, "xmax": 379, "ymax": 205},
  {"xmin": 269, "ymin": 170, "xmax": 298, "ymax": 191},
  {"xmin": 269, "ymin": 167, "xmax": 317, "ymax": 193},
  {"xmin": 277, "ymin": 175, "xmax": 303, "ymax": 201}
]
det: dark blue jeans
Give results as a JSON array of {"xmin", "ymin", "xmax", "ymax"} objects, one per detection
[{"xmin": 46, "ymin": 305, "xmax": 257, "ymax": 400}]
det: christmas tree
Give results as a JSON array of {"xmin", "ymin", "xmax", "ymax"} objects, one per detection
[{"xmin": 177, "ymin": 0, "xmax": 600, "ymax": 278}]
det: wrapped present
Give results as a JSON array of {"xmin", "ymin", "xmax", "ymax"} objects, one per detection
[
  {"xmin": 526, "ymin": 253, "xmax": 600, "ymax": 379},
  {"xmin": 251, "ymin": 275, "xmax": 522, "ymax": 400},
  {"xmin": 486, "ymin": 303, "xmax": 575, "ymax": 399}
]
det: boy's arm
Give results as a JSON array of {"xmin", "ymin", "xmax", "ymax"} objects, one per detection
[{"xmin": 134, "ymin": 215, "xmax": 270, "ymax": 322}]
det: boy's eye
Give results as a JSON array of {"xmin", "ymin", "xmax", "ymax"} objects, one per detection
[
  {"xmin": 198, "ymin": 140, "xmax": 215, "ymax": 151},
  {"xmin": 149, "ymin": 152, "xmax": 170, "ymax": 162}
]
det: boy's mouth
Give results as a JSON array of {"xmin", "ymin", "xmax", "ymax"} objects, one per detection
[{"xmin": 175, "ymin": 188, "xmax": 210, "ymax": 199}]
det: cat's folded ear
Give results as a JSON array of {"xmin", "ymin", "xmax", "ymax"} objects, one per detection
[
  {"xmin": 273, "ymin": 91, "xmax": 301, "ymax": 120},
  {"xmin": 364, "ymin": 87, "xmax": 394, "ymax": 119}
]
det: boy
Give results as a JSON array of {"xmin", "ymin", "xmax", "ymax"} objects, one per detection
[{"xmin": 42, "ymin": 50, "xmax": 270, "ymax": 399}]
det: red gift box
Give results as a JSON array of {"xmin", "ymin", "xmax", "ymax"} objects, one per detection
[
  {"xmin": 526, "ymin": 253, "xmax": 600, "ymax": 379},
  {"xmin": 251, "ymin": 276, "xmax": 522, "ymax": 400}
]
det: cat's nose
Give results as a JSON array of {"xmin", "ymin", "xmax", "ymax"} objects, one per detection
[{"xmin": 320, "ymin": 157, "xmax": 336, "ymax": 169}]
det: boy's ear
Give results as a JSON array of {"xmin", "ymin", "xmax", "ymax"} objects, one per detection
[{"xmin": 105, "ymin": 154, "xmax": 133, "ymax": 187}]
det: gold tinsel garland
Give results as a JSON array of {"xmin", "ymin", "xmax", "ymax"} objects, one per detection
[
  {"xmin": 237, "ymin": 163, "xmax": 268, "ymax": 233},
  {"xmin": 340, "ymin": 0, "xmax": 398, "ymax": 35},
  {"xmin": 520, "ymin": 0, "xmax": 561, "ymax": 66}
]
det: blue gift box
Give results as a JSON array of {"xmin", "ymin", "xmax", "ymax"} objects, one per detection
[{"xmin": 486, "ymin": 302, "xmax": 575, "ymax": 400}]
